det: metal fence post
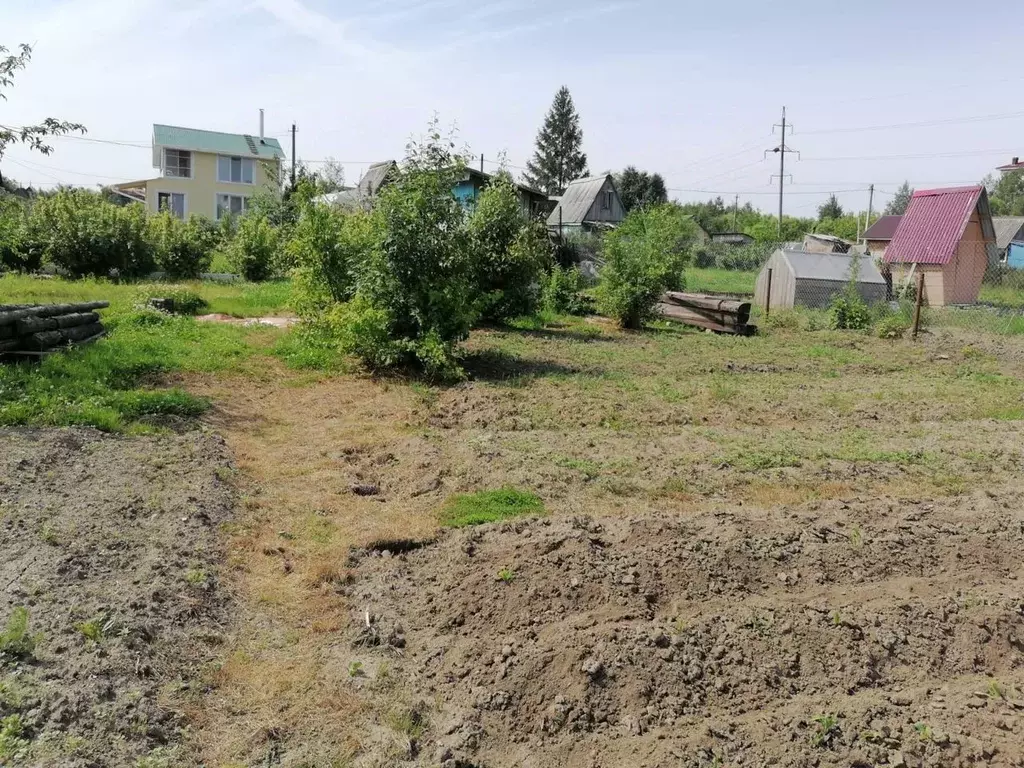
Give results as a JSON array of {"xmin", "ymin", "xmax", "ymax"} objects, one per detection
[
  {"xmin": 765, "ymin": 268, "xmax": 773, "ymax": 318},
  {"xmin": 911, "ymin": 271, "xmax": 925, "ymax": 339}
]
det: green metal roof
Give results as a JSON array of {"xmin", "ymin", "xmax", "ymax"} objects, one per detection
[{"xmin": 153, "ymin": 124, "xmax": 284, "ymax": 159}]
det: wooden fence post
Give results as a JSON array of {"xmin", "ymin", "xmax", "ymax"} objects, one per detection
[
  {"xmin": 911, "ymin": 271, "xmax": 925, "ymax": 339},
  {"xmin": 765, "ymin": 268, "xmax": 773, "ymax": 318}
]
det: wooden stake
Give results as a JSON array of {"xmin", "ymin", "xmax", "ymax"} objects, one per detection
[
  {"xmin": 765, "ymin": 268, "xmax": 773, "ymax": 318},
  {"xmin": 911, "ymin": 271, "xmax": 925, "ymax": 339}
]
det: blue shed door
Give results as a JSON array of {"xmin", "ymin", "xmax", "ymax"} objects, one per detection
[{"xmin": 1008, "ymin": 242, "xmax": 1024, "ymax": 269}]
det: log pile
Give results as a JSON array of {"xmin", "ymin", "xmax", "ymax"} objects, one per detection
[
  {"xmin": 0, "ymin": 301, "xmax": 109, "ymax": 355},
  {"xmin": 658, "ymin": 292, "xmax": 756, "ymax": 336}
]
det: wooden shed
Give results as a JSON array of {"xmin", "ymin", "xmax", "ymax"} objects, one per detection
[
  {"xmin": 547, "ymin": 175, "xmax": 625, "ymax": 233},
  {"xmin": 883, "ymin": 186, "xmax": 997, "ymax": 306},
  {"xmin": 755, "ymin": 249, "xmax": 887, "ymax": 310}
]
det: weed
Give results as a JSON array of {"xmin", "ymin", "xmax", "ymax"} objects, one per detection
[
  {"xmin": 348, "ymin": 661, "xmax": 364, "ymax": 678},
  {"xmin": 988, "ymin": 679, "xmax": 1007, "ymax": 700},
  {"xmin": 913, "ymin": 722, "xmax": 933, "ymax": 742},
  {"xmin": 135, "ymin": 746, "xmax": 181, "ymax": 768},
  {"xmin": 809, "ymin": 713, "xmax": 840, "ymax": 748},
  {"xmin": 0, "ymin": 607, "xmax": 40, "ymax": 660},
  {"xmin": 0, "ymin": 714, "xmax": 30, "ymax": 760},
  {"xmin": 848, "ymin": 526, "xmax": 863, "ymax": 549},
  {"xmin": 497, "ymin": 567, "xmax": 515, "ymax": 583},
  {"xmin": 38, "ymin": 522, "xmax": 59, "ymax": 545},
  {"xmin": 553, "ymin": 456, "xmax": 601, "ymax": 480},
  {"xmin": 185, "ymin": 568, "xmax": 208, "ymax": 587},
  {"xmin": 438, "ymin": 487, "xmax": 544, "ymax": 528},
  {"xmin": 387, "ymin": 705, "xmax": 428, "ymax": 742},
  {"xmin": 831, "ymin": 610, "xmax": 843, "ymax": 627},
  {"xmin": 77, "ymin": 616, "xmax": 112, "ymax": 645}
]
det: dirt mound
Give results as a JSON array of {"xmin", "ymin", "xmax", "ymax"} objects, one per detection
[
  {"xmin": 345, "ymin": 494, "xmax": 1024, "ymax": 767},
  {"xmin": 0, "ymin": 428, "xmax": 234, "ymax": 766}
]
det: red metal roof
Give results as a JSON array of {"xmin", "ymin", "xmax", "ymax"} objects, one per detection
[
  {"xmin": 862, "ymin": 214, "xmax": 902, "ymax": 241},
  {"xmin": 884, "ymin": 186, "xmax": 984, "ymax": 265}
]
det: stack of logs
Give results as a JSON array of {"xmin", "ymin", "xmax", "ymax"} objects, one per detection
[
  {"xmin": 658, "ymin": 292, "xmax": 756, "ymax": 336},
  {"xmin": 0, "ymin": 302, "xmax": 109, "ymax": 355}
]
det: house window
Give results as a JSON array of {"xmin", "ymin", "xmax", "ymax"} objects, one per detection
[
  {"xmin": 157, "ymin": 192, "xmax": 185, "ymax": 219},
  {"xmin": 163, "ymin": 149, "xmax": 191, "ymax": 178},
  {"xmin": 217, "ymin": 155, "xmax": 255, "ymax": 184},
  {"xmin": 216, "ymin": 193, "xmax": 249, "ymax": 220}
]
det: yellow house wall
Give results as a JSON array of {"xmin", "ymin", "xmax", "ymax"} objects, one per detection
[
  {"xmin": 891, "ymin": 263, "xmax": 945, "ymax": 306},
  {"xmin": 145, "ymin": 151, "xmax": 279, "ymax": 219}
]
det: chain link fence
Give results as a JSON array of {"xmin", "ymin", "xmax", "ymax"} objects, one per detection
[{"xmin": 681, "ymin": 239, "xmax": 1024, "ymax": 337}]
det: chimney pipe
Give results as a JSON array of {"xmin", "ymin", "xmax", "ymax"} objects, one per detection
[
  {"xmin": 259, "ymin": 109, "xmax": 265, "ymax": 141},
  {"xmin": 1013, "ymin": 156, "xmax": 1020, "ymax": 166}
]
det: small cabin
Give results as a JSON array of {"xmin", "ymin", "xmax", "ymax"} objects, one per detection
[
  {"xmin": 755, "ymin": 249, "xmax": 887, "ymax": 310},
  {"xmin": 547, "ymin": 175, "xmax": 625, "ymax": 233}
]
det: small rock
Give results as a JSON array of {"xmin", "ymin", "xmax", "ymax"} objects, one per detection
[
  {"xmin": 889, "ymin": 750, "xmax": 907, "ymax": 768},
  {"xmin": 350, "ymin": 483, "xmax": 379, "ymax": 496},
  {"xmin": 580, "ymin": 658, "xmax": 604, "ymax": 678}
]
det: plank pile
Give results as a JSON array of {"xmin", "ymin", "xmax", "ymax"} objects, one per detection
[
  {"xmin": 658, "ymin": 292, "xmax": 756, "ymax": 335},
  {"xmin": 0, "ymin": 302, "xmax": 109, "ymax": 355}
]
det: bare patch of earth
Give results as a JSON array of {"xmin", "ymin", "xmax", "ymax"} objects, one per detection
[{"xmin": 0, "ymin": 428, "xmax": 234, "ymax": 767}]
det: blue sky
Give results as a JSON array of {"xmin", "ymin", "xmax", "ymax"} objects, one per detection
[{"xmin": 4, "ymin": 0, "xmax": 1024, "ymax": 217}]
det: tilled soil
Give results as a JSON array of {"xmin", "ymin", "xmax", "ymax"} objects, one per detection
[
  {"xmin": 0, "ymin": 428, "xmax": 234, "ymax": 767},
  {"xmin": 346, "ymin": 491, "xmax": 1024, "ymax": 767}
]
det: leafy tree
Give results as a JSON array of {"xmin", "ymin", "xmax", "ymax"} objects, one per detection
[
  {"xmin": 815, "ymin": 215, "xmax": 859, "ymax": 242},
  {"xmin": 523, "ymin": 86, "xmax": 588, "ymax": 195},
  {"xmin": 817, "ymin": 194, "xmax": 844, "ymax": 221},
  {"xmin": 0, "ymin": 44, "xmax": 86, "ymax": 188},
  {"xmin": 150, "ymin": 212, "xmax": 218, "ymax": 279},
  {"xmin": 984, "ymin": 172, "xmax": 1024, "ymax": 216},
  {"xmin": 317, "ymin": 157, "xmax": 346, "ymax": 193},
  {"xmin": 467, "ymin": 172, "xmax": 549, "ymax": 321},
  {"xmin": 229, "ymin": 213, "xmax": 280, "ymax": 282},
  {"xmin": 596, "ymin": 204, "xmax": 698, "ymax": 329},
  {"xmin": 615, "ymin": 166, "xmax": 668, "ymax": 212},
  {"xmin": 288, "ymin": 203, "xmax": 372, "ymax": 313},
  {"xmin": 883, "ymin": 181, "xmax": 914, "ymax": 216}
]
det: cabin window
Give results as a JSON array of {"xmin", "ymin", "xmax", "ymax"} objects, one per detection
[
  {"xmin": 163, "ymin": 149, "xmax": 191, "ymax": 178},
  {"xmin": 602, "ymin": 190, "xmax": 612, "ymax": 210},
  {"xmin": 216, "ymin": 193, "xmax": 249, "ymax": 220},
  {"xmin": 217, "ymin": 155, "xmax": 255, "ymax": 184}
]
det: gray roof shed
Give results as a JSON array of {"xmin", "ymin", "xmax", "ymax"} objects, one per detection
[
  {"xmin": 547, "ymin": 175, "xmax": 625, "ymax": 227},
  {"xmin": 755, "ymin": 249, "xmax": 887, "ymax": 310},
  {"xmin": 992, "ymin": 216, "xmax": 1024, "ymax": 251}
]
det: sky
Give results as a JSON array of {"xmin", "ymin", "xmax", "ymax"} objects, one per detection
[{"xmin": 4, "ymin": 0, "xmax": 1024, "ymax": 219}]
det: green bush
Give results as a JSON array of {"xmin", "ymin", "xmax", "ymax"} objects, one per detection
[
  {"xmin": 596, "ymin": 204, "xmax": 697, "ymax": 329},
  {"xmin": 876, "ymin": 313, "xmax": 908, "ymax": 339},
  {"xmin": 30, "ymin": 190, "xmax": 155, "ymax": 278},
  {"xmin": 133, "ymin": 285, "xmax": 208, "ymax": 316},
  {"xmin": 149, "ymin": 213, "xmax": 217, "ymax": 279},
  {"xmin": 467, "ymin": 173, "xmax": 549, "ymax": 322},
  {"xmin": 542, "ymin": 265, "xmax": 589, "ymax": 315},
  {"xmin": 343, "ymin": 125, "xmax": 477, "ymax": 379},
  {"xmin": 828, "ymin": 289, "xmax": 871, "ymax": 330},
  {"xmin": 229, "ymin": 213, "xmax": 280, "ymax": 282},
  {"xmin": 0, "ymin": 196, "xmax": 41, "ymax": 273},
  {"xmin": 288, "ymin": 204, "xmax": 370, "ymax": 315}
]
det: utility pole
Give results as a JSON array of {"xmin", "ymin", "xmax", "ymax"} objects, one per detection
[
  {"xmin": 290, "ymin": 123, "xmax": 297, "ymax": 188},
  {"xmin": 867, "ymin": 183, "xmax": 874, "ymax": 224},
  {"xmin": 766, "ymin": 107, "xmax": 799, "ymax": 239},
  {"xmin": 733, "ymin": 194, "xmax": 739, "ymax": 230}
]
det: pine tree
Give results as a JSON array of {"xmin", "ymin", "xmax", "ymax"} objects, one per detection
[
  {"xmin": 883, "ymin": 181, "xmax": 914, "ymax": 215},
  {"xmin": 817, "ymin": 193, "xmax": 844, "ymax": 221},
  {"xmin": 523, "ymin": 86, "xmax": 588, "ymax": 195}
]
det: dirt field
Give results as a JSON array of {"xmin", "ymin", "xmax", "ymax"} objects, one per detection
[
  {"xmin": 0, "ymin": 428, "xmax": 234, "ymax": 767},
  {"xmin": 183, "ymin": 319, "xmax": 1024, "ymax": 767}
]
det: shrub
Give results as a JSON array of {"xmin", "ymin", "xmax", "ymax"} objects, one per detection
[
  {"xmin": 828, "ymin": 289, "xmax": 871, "ymax": 330},
  {"xmin": 876, "ymin": 313, "xmax": 908, "ymax": 339},
  {"xmin": 467, "ymin": 173, "xmax": 549, "ymax": 321},
  {"xmin": 288, "ymin": 204, "xmax": 370, "ymax": 315},
  {"xmin": 30, "ymin": 190, "xmax": 155, "ymax": 278},
  {"xmin": 542, "ymin": 265, "xmax": 589, "ymax": 315},
  {"xmin": 596, "ymin": 204, "xmax": 697, "ymax": 329},
  {"xmin": 133, "ymin": 285, "xmax": 208, "ymax": 316},
  {"xmin": 692, "ymin": 246, "xmax": 717, "ymax": 269},
  {"xmin": 149, "ymin": 213, "xmax": 217, "ymax": 279},
  {"xmin": 0, "ymin": 196, "xmax": 41, "ymax": 273},
  {"xmin": 229, "ymin": 213, "xmax": 280, "ymax": 282},
  {"xmin": 341, "ymin": 124, "xmax": 477, "ymax": 379}
]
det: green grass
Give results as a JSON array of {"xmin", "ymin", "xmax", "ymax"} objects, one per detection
[
  {"xmin": 0, "ymin": 607, "xmax": 39, "ymax": 660},
  {"xmin": 686, "ymin": 267, "xmax": 757, "ymax": 296},
  {"xmin": 438, "ymin": 487, "xmax": 545, "ymax": 527}
]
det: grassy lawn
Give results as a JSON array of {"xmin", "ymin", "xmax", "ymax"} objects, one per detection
[
  {"xmin": 5, "ymin": 276, "xmax": 1024, "ymax": 763},
  {"xmin": 686, "ymin": 266, "xmax": 757, "ymax": 295}
]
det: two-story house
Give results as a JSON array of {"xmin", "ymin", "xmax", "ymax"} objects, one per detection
[{"xmin": 113, "ymin": 116, "xmax": 284, "ymax": 221}]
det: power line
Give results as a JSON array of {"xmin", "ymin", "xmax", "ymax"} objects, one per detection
[{"xmin": 800, "ymin": 110, "xmax": 1024, "ymax": 136}]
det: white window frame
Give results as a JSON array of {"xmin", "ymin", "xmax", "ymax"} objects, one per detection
[
  {"xmin": 217, "ymin": 155, "xmax": 255, "ymax": 185},
  {"xmin": 161, "ymin": 148, "xmax": 193, "ymax": 179},
  {"xmin": 215, "ymin": 193, "xmax": 250, "ymax": 220},
  {"xmin": 156, "ymin": 191, "xmax": 187, "ymax": 219}
]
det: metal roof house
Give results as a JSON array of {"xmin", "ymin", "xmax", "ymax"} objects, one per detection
[
  {"xmin": 112, "ymin": 115, "xmax": 284, "ymax": 220},
  {"xmin": 883, "ymin": 186, "xmax": 997, "ymax": 306},
  {"xmin": 754, "ymin": 248, "xmax": 886, "ymax": 310},
  {"xmin": 710, "ymin": 232, "xmax": 754, "ymax": 247},
  {"xmin": 992, "ymin": 216, "xmax": 1024, "ymax": 263},
  {"xmin": 547, "ymin": 175, "xmax": 625, "ymax": 232},
  {"xmin": 862, "ymin": 215, "xmax": 902, "ymax": 258}
]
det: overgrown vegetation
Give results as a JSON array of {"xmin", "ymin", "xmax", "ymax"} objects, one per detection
[{"xmin": 0, "ymin": 607, "xmax": 39, "ymax": 660}]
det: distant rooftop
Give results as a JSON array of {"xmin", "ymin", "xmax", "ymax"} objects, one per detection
[{"xmin": 862, "ymin": 215, "xmax": 902, "ymax": 241}]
